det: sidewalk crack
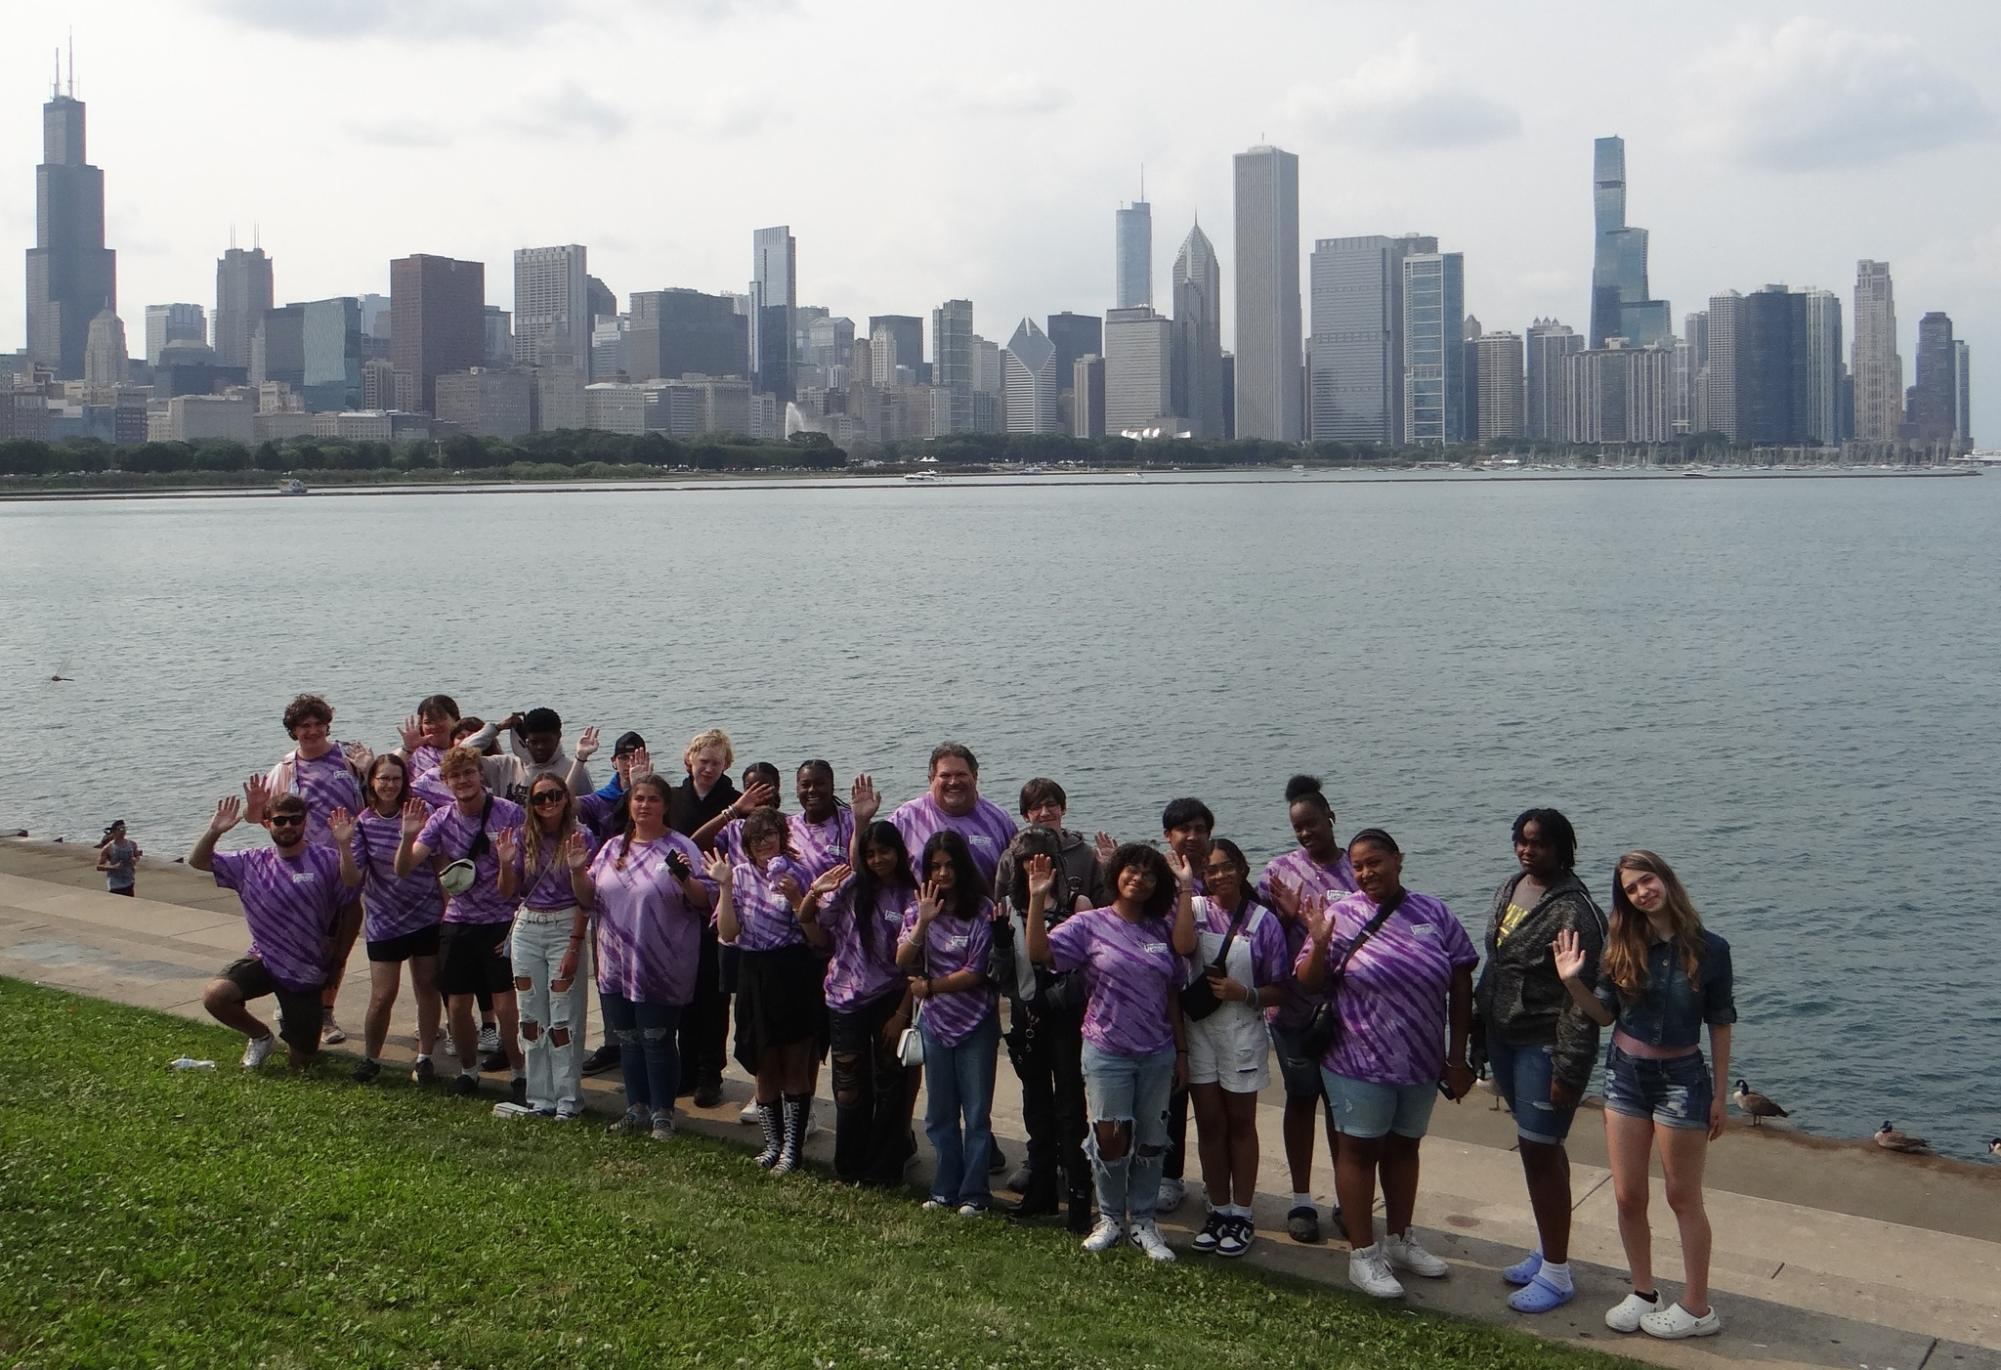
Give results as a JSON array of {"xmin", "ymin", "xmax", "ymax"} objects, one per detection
[
  {"xmin": 1915, "ymin": 1335, "xmax": 1940, "ymax": 1369},
  {"xmin": 1571, "ymin": 1173, "xmax": 1611, "ymax": 1210}
]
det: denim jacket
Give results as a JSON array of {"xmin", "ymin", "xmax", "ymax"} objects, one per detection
[{"xmin": 1595, "ymin": 930, "xmax": 1736, "ymax": 1050}]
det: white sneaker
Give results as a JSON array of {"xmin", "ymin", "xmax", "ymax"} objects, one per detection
[
  {"xmin": 1605, "ymin": 1291, "xmax": 1659, "ymax": 1333},
  {"xmin": 1641, "ymin": 1302, "xmax": 1721, "ymax": 1339},
  {"xmin": 320, "ymin": 1012, "xmax": 347, "ymax": 1046},
  {"xmin": 650, "ymin": 1111, "xmax": 677, "ymax": 1141},
  {"xmin": 1128, "ymin": 1221, "xmax": 1176, "ymax": 1263},
  {"xmin": 241, "ymin": 1033, "xmax": 275, "ymax": 1070},
  {"xmin": 1082, "ymin": 1217, "xmax": 1126, "ymax": 1253},
  {"xmin": 739, "ymin": 1099, "xmax": 760, "ymax": 1124},
  {"xmin": 478, "ymin": 1024, "xmax": 501, "ymax": 1055},
  {"xmin": 1348, "ymin": 1246, "xmax": 1406, "ymax": 1299},
  {"xmin": 1383, "ymin": 1230, "xmax": 1450, "ymax": 1278},
  {"xmin": 1155, "ymin": 1177, "xmax": 1186, "ymax": 1212}
]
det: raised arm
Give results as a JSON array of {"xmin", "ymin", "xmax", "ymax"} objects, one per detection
[
  {"xmin": 1163, "ymin": 846, "xmax": 1198, "ymax": 956},
  {"xmin": 495, "ymin": 827, "xmax": 521, "ymax": 900},
  {"xmin": 895, "ymin": 879, "xmax": 939, "ymax": 971},
  {"xmin": 797, "ymin": 864, "xmax": 851, "ymax": 953},
  {"xmin": 188, "ymin": 796, "xmax": 243, "ymax": 873},
  {"xmin": 392, "ymin": 798, "xmax": 430, "ymax": 878},
  {"xmin": 706, "ymin": 853, "xmax": 740, "ymax": 943},
  {"xmin": 847, "ymin": 774, "xmax": 880, "ymax": 869},
  {"xmin": 329, "ymin": 808, "xmax": 364, "ymax": 889},
  {"xmin": 1294, "ymin": 894, "xmax": 1333, "ymax": 992},
  {"xmin": 563, "ymin": 830, "xmax": 594, "ymax": 910},
  {"xmin": 1023, "ymin": 854, "xmax": 1057, "ymax": 965},
  {"xmin": 1552, "ymin": 928, "xmax": 1615, "ymax": 1026}
]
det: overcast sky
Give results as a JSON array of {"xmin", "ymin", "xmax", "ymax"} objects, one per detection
[{"xmin": 5, "ymin": 1, "xmax": 1996, "ymax": 430}]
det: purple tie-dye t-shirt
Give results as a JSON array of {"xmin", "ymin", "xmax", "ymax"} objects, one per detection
[
  {"xmin": 1296, "ymin": 889, "xmax": 1478, "ymax": 1086},
  {"xmin": 282, "ymin": 747, "xmax": 365, "ymax": 848},
  {"xmin": 1046, "ymin": 907, "xmax": 1188, "ymax": 1057},
  {"xmin": 821, "ymin": 879, "xmax": 915, "ymax": 1012},
  {"xmin": 417, "ymin": 795, "xmax": 526, "ymax": 925},
  {"xmin": 1255, "ymin": 849, "xmax": 1358, "ymax": 1030},
  {"xmin": 899, "ymin": 899, "xmax": 995, "ymax": 1046},
  {"xmin": 1192, "ymin": 896, "xmax": 1291, "ymax": 991},
  {"xmin": 788, "ymin": 809, "xmax": 855, "ymax": 881},
  {"xmin": 889, "ymin": 794, "xmax": 1017, "ymax": 888},
  {"xmin": 516, "ymin": 828, "xmax": 598, "ymax": 910},
  {"xmin": 210, "ymin": 844, "xmax": 345, "ymax": 992},
  {"xmin": 589, "ymin": 832, "xmax": 715, "ymax": 1005},
  {"xmin": 352, "ymin": 804, "xmax": 443, "ymax": 941},
  {"xmin": 728, "ymin": 854, "xmax": 812, "ymax": 953}
]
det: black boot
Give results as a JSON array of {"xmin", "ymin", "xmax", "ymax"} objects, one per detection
[
  {"xmin": 1005, "ymin": 1171, "xmax": 1062, "ymax": 1219},
  {"xmin": 1065, "ymin": 1184, "xmax": 1095, "ymax": 1234},
  {"xmin": 772, "ymin": 1094, "xmax": 810, "ymax": 1176}
]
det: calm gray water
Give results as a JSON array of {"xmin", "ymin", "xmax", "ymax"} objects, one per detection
[{"xmin": 4, "ymin": 473, "xmax": 1997, "ymax": 1157}]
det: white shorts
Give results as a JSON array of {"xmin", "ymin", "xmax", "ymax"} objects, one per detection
[{"xmin": 1185, "ymin": 1006, "xmax": 1271, "ymax": 1093}]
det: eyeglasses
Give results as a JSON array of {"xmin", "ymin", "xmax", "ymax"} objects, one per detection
[
  {"xmin": 530, "ymin": 792, "xmax": 566, "ymax": 807},
  {"xmin": 267, "ymin": 815, "xmax": 306, "ymax": 828}
]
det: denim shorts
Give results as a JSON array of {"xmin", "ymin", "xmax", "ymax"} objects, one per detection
[
  {"xmin": 1602, "ymin": 1042, "xmax": 1712, "ymax": 1131},
  {"xmin": 1322, "ymin": 1069, "xmax": 1439, "ymax": 1140},
  {"xmin": 1487, "ymin": 1037, "xmax": 1578, "ymax": 1145},
  {"xmin": 1266, "ymin": 1021, "xmax": 1325, "ymax": 1105}
]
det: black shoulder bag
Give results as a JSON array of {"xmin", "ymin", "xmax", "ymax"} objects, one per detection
[
  {"xmin": 1299, "ymin": 891, "xmax": 1404, "ymax": 1056},
  {"xmin": 1179, "ymin": 900, "xmax": 1252, "ymax": 1022}
]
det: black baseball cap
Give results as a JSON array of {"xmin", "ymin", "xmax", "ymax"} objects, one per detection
[{"xmin": 613, "ymin": 731, "xmax": 647, "ymax": 757}]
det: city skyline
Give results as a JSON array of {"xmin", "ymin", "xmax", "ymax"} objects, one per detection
[{"xmin": 2, "ymin": 3, "xmax": 1996, "ymax": 429}]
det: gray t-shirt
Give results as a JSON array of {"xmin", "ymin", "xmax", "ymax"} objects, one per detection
[{"xmin": 103, "ymin": 839, "xmax": 137, "ymax": 890}]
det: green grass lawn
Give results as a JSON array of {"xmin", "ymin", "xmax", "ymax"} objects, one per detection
[{"xmin": 0, "ymin": 980, "xmax": 1623, "ymax": 1369}]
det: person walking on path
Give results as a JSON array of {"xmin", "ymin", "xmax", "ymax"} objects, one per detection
[
  {"xmin": 96, "ymin": 820, "xmax": 140, "ymax": 896},
  {"xmin": 1297, "ymin": 829, "xmax": 1478, "ymax": 1300},
  {"xmin": 1555, "ymin": 849, "xmax": 1735, "ymax": 1341},
  {"xmin": 1474, "ymin": 808, "xmax": 1607, "ymax": 1314}
]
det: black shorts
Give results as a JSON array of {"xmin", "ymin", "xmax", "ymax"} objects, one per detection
[
  {"xmin": 366, "ymin": 925, "xmax": 442, "ymax": 963},
  {"xmin": 437, "ymin": 920, "xmax": 514, "ymax": 997},
  {"xmin": 219, "ymin": 956, "xmax": 322, "ymax": 1056}
]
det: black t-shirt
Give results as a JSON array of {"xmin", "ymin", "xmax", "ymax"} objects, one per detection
[{"xmin": 670, "ymin": 775, "xmax": 739, "ymax": 838}]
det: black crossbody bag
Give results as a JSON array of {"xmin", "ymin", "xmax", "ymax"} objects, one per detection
[
  {"xmin": 1299, "ymin": 891, "xmax": 1404, "ymax": 1056},
  {"xmin": 1179, "ymin": 900, "xmax": 1252, "ymax": 1022}
]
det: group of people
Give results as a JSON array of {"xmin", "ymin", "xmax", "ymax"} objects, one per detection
[{"xmin": 185, "ymin": 691, "xmax": 1739, "ymax": 1342}]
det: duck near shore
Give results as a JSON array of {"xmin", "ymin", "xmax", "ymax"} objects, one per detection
[
  {"xmin": 1732, "ymin": 1080, "xmax": 1789, "ymax": 1126},
  {"xmin": 1873, "ymin": 1122, "xmax": 1932, "ymax": 1154}
]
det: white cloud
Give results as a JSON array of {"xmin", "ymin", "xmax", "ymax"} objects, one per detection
[
  {"xmin": 1284, "ymin": 36, "xmax": 1521, "ymax": 150},
  {"xmin": 1684, "ymin": 18, "xmax": 1994, "ymax": 170},
  {"xmin": 208, "ymin": 0, "xmax": 793, "ymax": 41},
  {"xmin": 942, "ymin": 74, "xmax": 1072, "ymax": 117},
  {"xmin": 505, "ymin": 83, "xmax": 631, "ymax": 140}
]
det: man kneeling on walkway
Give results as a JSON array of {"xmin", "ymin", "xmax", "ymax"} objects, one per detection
[{"xmin": 191, "ymin": 783, "xmax": 362, "ymax": 1069}]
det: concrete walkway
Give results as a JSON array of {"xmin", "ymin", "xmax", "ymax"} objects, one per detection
[{"xmin": 3, "ymin": 838, "xmax": 1997, "ymax": 1370}]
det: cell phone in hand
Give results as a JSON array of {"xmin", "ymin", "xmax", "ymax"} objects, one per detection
[{"xmin": 666, "ymin": 851, "xmax": 691, "ymax": 879}]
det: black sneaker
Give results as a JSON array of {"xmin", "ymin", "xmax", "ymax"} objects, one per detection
[
  {"xmin": 450, "ymin": 1073, "xmax": 478, "ymax": 1097},
  {"xmin": 692, "ymin": 1081, "xmax": 724, "ymax": 1109},
  {"xmin": 351, "ymin": 1058, "xmax": 381, "ymax": 1085},
  {"xmin": 1191, "ymin": 1209, "xmax": 1227, "ymax": 1254},
  {"xmin": 509, "ymin": 1077, "xmax": 527, "ymax": 1107},
  {"xmin": 580, "ymin": 1043, "xmax": 620, "ymax": 1075},
  {"xmin": 410, "ymin": 1057, "xmax": 436, "ymax": 1086},
  {"xmin": 480, "ymin": 1049, "xmax": 508, "ymax": 1073},
  {"xmin": 1218, "ymin": 1216, "xmax": 1253, "ymax": 1258}
]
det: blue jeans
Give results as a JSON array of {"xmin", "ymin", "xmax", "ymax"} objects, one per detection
[
  {"xmin": 921, "ymin": 1013, "xmax": 1000, "ymax": 1207},
  {"xmin": 601, "ymin": 993, "xmax": 683, "ymax": 1114},
  {"xmin": 1603, "ymin": 1042, "xmax": 1712, "ymax": 1130},
  {"xmin": 1487, "ymin": 1037, "xmax": 1578, "ymax": 1145},
  {"xmin": 1080, "ymin": 1041, "xmax": 1177, "ymax": 1224},
  {"xmin": 1324, "ymin": 1069, "xmax": 1440, "ymax": 1140}
]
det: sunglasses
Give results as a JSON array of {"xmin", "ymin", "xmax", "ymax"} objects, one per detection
[
  {"xmin": 267, "ymin": 814, "xmax": 306, "ymax": 828},
  {"xmin": 530, "ymin": 792, "xmax": 566, "ymax": 807}
]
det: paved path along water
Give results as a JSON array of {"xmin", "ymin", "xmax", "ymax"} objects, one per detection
[{"xmin": 2, "ymin": 839, "xmax": 1996, "ymax": 1369}]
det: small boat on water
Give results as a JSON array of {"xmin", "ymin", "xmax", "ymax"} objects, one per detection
[
  {"xmin": 278, "ymin": 479, "xmax": 308, "ymax": 495},
  {"xmin": 902, "ymin": 470, "xmax": 940, "ymax": 484}
]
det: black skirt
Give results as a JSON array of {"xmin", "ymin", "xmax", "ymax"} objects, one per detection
[{"xmin": 733, "ymin": 942, "xmax": 829, "ymax": 1072}]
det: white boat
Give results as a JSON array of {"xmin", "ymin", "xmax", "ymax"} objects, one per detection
[
  {"xmin": 902, "ymin": 471, "xmax": 940, "ymax": 483},
  {"xmin": 277, "ymin": 479, "xmax": 308, "ymax": 495}
]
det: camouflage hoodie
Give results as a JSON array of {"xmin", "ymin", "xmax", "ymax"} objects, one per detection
[{"xmin": 1472, "ymin": 869, "xmax": 1606, "ymax": 1093}]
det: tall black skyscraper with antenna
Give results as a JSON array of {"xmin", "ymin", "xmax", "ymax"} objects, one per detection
[{"xmin": 25, "ymin": 45, "xmax": 117, "ymax": 379}]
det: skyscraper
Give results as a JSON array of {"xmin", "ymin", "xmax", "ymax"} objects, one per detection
[
  {"xmin": 1306, "ymin": 234, "xmax": 1437, "ymax": 445},
  {"xmin": 83, "ymin": 310, "xmax": 126, "ymax": 386},
  {"xmin": 1003, "ymin": 318, "xmax": 1059, "ymax": 434},
  {"xmin": 1476, "ymin": 333, "xmax": 1525, "ymax": 440},
  {"xmin": 1588, "ymin": 137, "xmax": 1670, "ymax": 349},
  {"xmin": 1103, "ymin": 307, "xmax": 1173, "ymax": 432},
  {"xmin": 26, "ymin": 61, "xmax": 118, "ymax": 380},
  {"xmin": 513, "ymin": 244, "xmax": 590, "ymax": 372},
  {"xmin": 215, "ymin": 246, "xmax": 274, "ymax": 373},
  {"xmin": 1401, "ymin": 252, "xmax": 1464, "ymax": 445},
  {"xmin": 1525, "ymin": 319, "xmax": 1582, "ymax": 441},
  {"xmin": 1170, "ymin": 222, "xmax": 1222, "ymax": 438},
  {"xmin": 867, "ymin": 316, "xmax": 924, "ymax": 381},
  {"xmin": 1912, "ymin": 311, "xmax": 1957, "ymax": 443},
  {"xmin": 144, "ymin": 304, "xmax": 206, "ymax": 367},
  {"xmin": 1115, "ymin": 194, "xmax": 1152, "ymax": 310},
  {"xmin": 1233, "ymin": 145, "xmax": 1303, "ymax": 442},
  {"xmin": 1046, "ymin": 313, "xmax": 1102, "ymax": 392},
  {"xmin": 1799, "ymin": 288, "xmax": 1844, "ymax": 445},
  {"xmin": 390, "ymin": 254, "xmax": 484, "ymax": 414},
  {"xmin": 932, "ymin": 299, "xmax": 974, "ymax": 433},
  {"xmin": 1852, "ymin": 260, "xmax": 1901, "ymax": 441},
  {"xmin": 1954, "ymin": 340, "xmax": 1972, "ymax": 443},
  {"xmin": 627, "ymin": 289, "xmax": 747, "ymax": 382},
  {"xmin": 751, "ymin": 226, "xmax": 797, "ymax": 402}
]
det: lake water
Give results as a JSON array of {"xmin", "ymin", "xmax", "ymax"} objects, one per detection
[{"xmin": 4, "ymin": 472, "xmax": 1997, "ymax": 1157}]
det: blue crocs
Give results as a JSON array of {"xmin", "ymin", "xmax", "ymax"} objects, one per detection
[
  {"xmin": 1501, "ymin": 1249, "xmax": 1543, "ymax": 1286},
  {"xmin": 1509, "ymin": 1271, "xmax": 1576, "ymax": 1314}
]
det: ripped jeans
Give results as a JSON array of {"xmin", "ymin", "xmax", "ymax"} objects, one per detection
[
  {"xmin": 600, "ymin": 993, "xmax": 683, "ymax": 1114},
  {"xmin": 510, "ymin": 909, "xmax": 589, "ymax": 1114},
  {"xmin": 1080, "ymin": 1041, "xmax": 1177, "ymax": 1225}
]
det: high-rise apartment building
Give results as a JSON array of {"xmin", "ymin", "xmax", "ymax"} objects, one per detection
[
  {"xmin": 1233, "ymin": 145, "xmax": 1303, "ymax": 442},
  {"xmin": 1115, "ymin": 196, "xmax": 1152, "ymax": 310},
  {"xmin": 932, "ymin": 299, "xmax": 974, "ymax": 433},
  {"xmin": 144, "ymin": 303, "xmax": 206, "ymax": 366},
  {"xmin": 390, "ymin": 254, "xmax": 485, "ymax": 414},
  {"xmin": 1461, "ymin": 314, "xmax": 1483, "ymax": 442},
  {"xmin": 1476, "ymin": 333, "xmax": 1525, "ymax": 440},
  {"xmin": 1003, "ymin": 318, "xmax": 1059, "ymax": 434},
  {"xmin": 971, "ymin": 336, "xmax": 1005, "ymax": 433},
  {"xmin": 1799, "ymin": 288, "xmax": 1844, "ymax": 446},
  {"xmin": 627, "ymin": 289, "xmax": 748, "ymax": 382},
  {"xmin": 1103, "ymin": 307, "xmax": 1174, "ymax": 433},
  {"xmin": 1170, "ymin": 222, "xmax": 1223, "ymax": 439},
  {"xmin": 868, "ymin": 316, "xmax": 924, "ymax": 381},
  {"xmin": 1564, "ymin": 341, "xmax": 1675, "ymax": 443},
  {"xmin": 1682, "ymin": 310, "xmax": 1710, "ymax": 434},
  {"xmin": 1525, "ymin": 319, "xmax": 1582, "ymax": 441},
  {"xmin": 215, "ymin": 246, "xmax": 274, "ymax": 373},
  {"xmin": 1954, "ymin": 340, "xmax": 1973, "ymax": 443},
  {"xmin": 25, "ymin": 66, "xmax": 117, "ymax": 380},
  {"xmin": 1401, "ymin": 252, "xmax": 1464, "ymax": 444},
  {"xmin": 1852, "ymin": 260, "xmax": 1901, "ymax": 442},
  {"xmin": 1588, "ymin": 137, "xmax": 1671, "ymax": 349},
  {"xmin": 750, "ymin": 226, "xmax": 797, "ymax": 402},
  {"xmin": 513, "ymin": 244, "xmax": 590, "ymax": 374},
  {"xmin": 1912, "ymin": 311, "xmax": 1957, "ymax": 443}
]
